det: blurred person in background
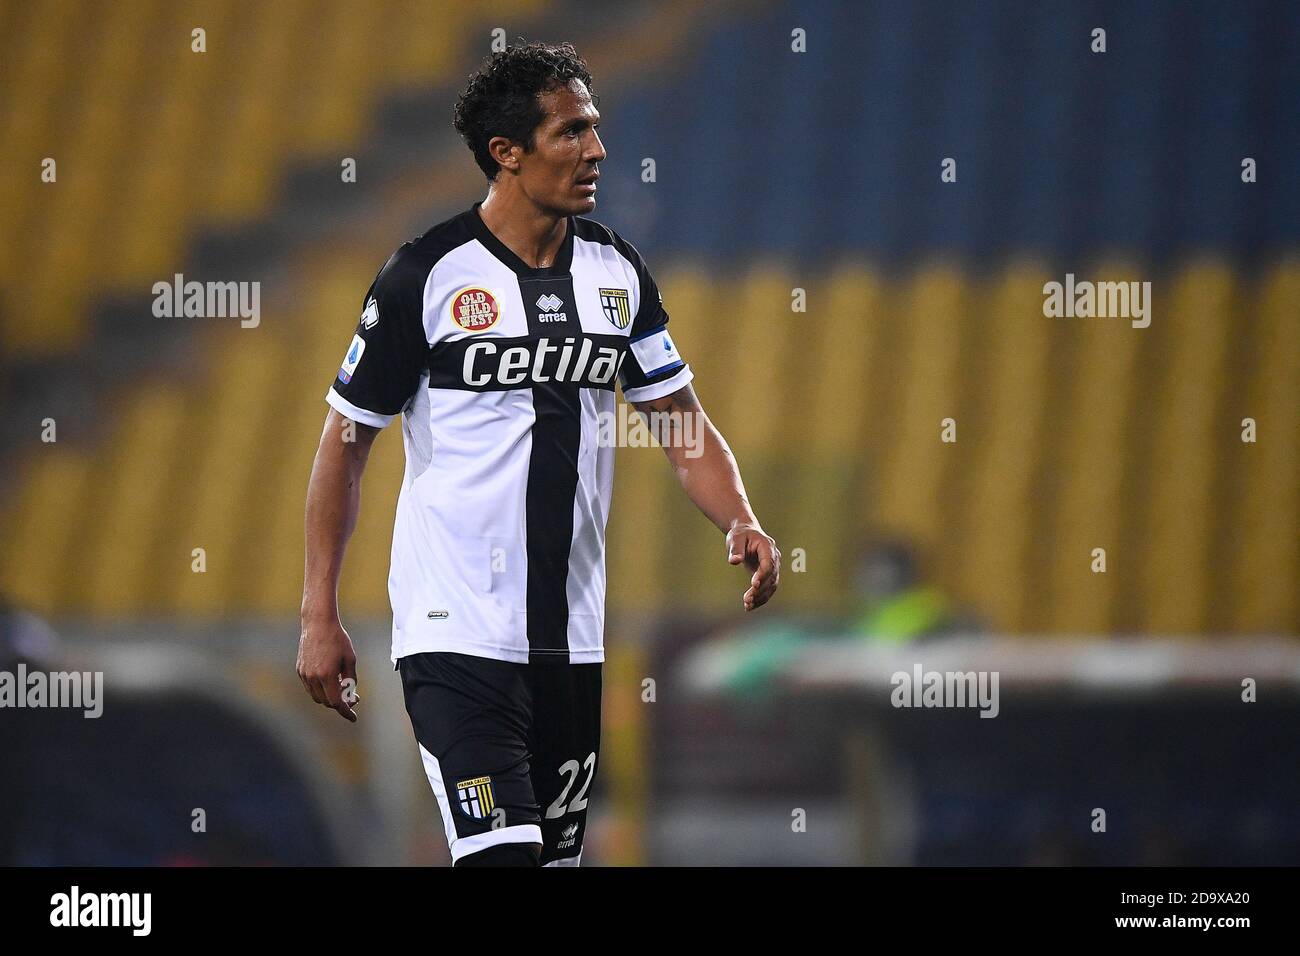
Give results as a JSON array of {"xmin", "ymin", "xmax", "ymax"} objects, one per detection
[
  {"xmin": 850, "ymin": 538, "xmax": 980, "ymax": 643},
  {"xmin": 706, "ymin": 537, "xmax": 981, "ymax": 697}
]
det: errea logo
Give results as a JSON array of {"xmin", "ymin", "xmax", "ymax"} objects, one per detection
[
  {"xmin": 361, "ymin": 297, "xmax": 379, "ymax": 329},
  {"xmin": 558, "ymin": 822, "xmax": 579, "ymax": 849},
  {"xmin": 535, "ymin": 293, "xmax": 568, "ymax": 323}
]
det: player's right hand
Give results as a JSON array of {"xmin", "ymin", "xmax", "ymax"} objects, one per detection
[{"xmin": 297, "ymin": 617, "xmax": 360, "ymax": 723}]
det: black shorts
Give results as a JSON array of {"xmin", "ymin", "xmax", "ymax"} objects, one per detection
[{"xmin": 398, "ymin": 651, "xmax": 602, "ymax": 866}]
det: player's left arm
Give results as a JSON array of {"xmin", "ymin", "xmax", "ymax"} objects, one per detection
[{"xmin": 632, "ymin": 383, "xmax": 779, "ymax": 610}]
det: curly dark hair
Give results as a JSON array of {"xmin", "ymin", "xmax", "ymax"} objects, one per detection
[{"xmin": 453, "ymin": 40, "xmax": 597, "ymax": 182}]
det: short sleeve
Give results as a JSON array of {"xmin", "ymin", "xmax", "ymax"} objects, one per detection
[
  {"xmin": 617, "ymin": 244, "xmax": 693, "ymax": 404},
  {"xmin": 326, "ymin": 245, "xmax": 431, "ymax": 428}
]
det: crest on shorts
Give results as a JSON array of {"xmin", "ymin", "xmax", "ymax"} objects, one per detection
[
  {"xmin": 456, "ymin": 775, "xmax": 495, "ymax": 819},
  {"xmin": 600, "ymin": 288, "xmax": 631, "ymax": 329}
]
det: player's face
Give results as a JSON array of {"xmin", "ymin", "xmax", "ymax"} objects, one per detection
[{"xmin": 521, "ymin": 79, "xmax": 605, "ymax": 215}]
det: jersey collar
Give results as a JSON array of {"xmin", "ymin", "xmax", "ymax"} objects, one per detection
[{"xmin": 469, "ymin": 200, "xmax": 575, "ymax": 278}]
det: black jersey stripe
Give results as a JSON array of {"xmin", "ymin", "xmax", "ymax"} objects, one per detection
[{"xmin": 519, "ymin": 275, "xmax": 583, "ymax": 662}]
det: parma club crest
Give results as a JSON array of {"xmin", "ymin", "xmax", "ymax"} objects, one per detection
[
  {"xmin": 600, "ymin": 288, "xmax": 631, "ymax": 329},
  {"xmin": 456, "ymin": 775, "xmax": 495, "ymax": 819}
]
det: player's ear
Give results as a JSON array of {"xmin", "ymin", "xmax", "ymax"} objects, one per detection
[{"xmin": 487, "ymin": 136, "xmax": 520, "ymax": 174}]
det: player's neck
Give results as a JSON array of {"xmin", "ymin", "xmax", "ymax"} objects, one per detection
[{"xmin": 478, "ymin": 188, "xmax": 568, "ymax": 270}]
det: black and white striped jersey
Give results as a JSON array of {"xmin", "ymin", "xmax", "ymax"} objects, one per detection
[{"xmin": 326, "ymin": 201, "xmax": 692, "ymax": 665}]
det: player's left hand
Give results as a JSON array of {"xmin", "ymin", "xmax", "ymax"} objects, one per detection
[{"xmin": 726, "ymin": 523, "xmax": 780, "ymax": 611}]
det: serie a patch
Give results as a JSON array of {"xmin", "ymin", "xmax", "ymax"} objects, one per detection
[
  {"xmin": 629, "ymin": 327, "xmax": 682, "ymax": 376},
  {"xmin": 338, "ymin": 334, "xmax": 366, "ymax": 384},
  {"xmin": 456, "ymin": 775, "xmax": 495, "ymax": 819}
]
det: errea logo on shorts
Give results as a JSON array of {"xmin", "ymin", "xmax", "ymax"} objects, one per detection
[{"xmin": 557, "ymin": 822, "xmax": 579, "ymax": 849}]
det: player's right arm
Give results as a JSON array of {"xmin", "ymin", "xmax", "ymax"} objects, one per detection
[
  {"xmin": 298, "ymin": 409, "xmax": 380, "ymax": 723},
  {"xmin": 297, "ymin": 245, "xmax": 430, "ymax": 722}
]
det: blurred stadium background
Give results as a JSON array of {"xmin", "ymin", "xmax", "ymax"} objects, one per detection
[{"xmin": 1, "ymin": 0, "xmax": 1297, "ymax": 865}]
